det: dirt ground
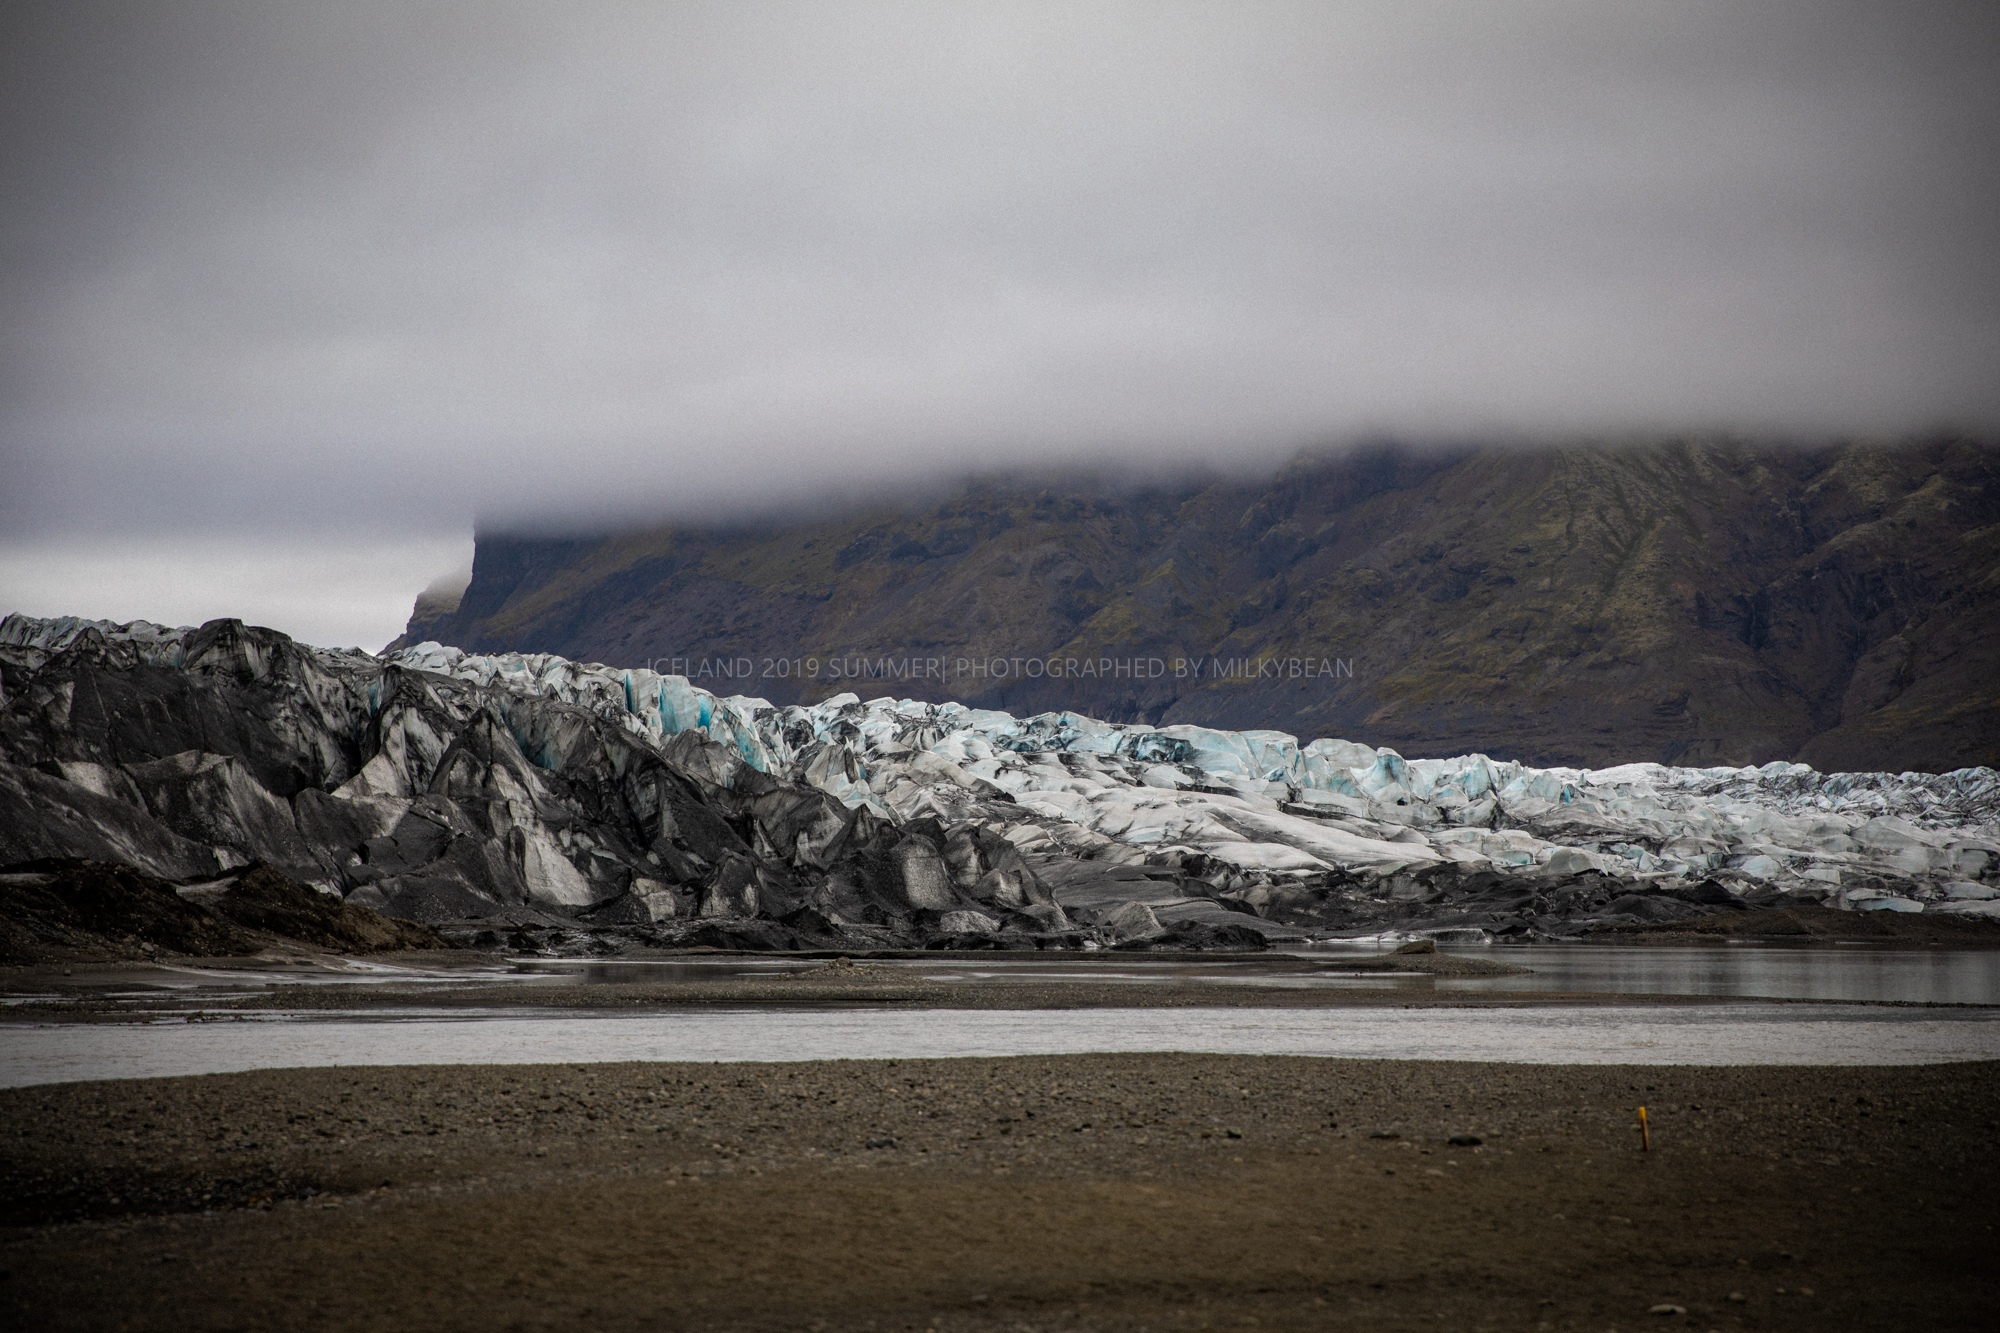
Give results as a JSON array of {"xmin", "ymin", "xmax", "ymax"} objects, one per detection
[{"xmin": 3, "ymin": 1053, "xmax": 1995, "ymax": 1332}]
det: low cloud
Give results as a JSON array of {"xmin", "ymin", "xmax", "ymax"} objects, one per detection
[
  {"xmin": 0, "ymin": 533, "xmax": 473, "ymax": 651},
  {"xmin": 2, "ymin": 2, "xmax": 1996, "ymax": 624}
]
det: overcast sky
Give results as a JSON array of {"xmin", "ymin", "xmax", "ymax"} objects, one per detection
[{"xmin": 3, "ymin": 2, "xmax": 1997, "ymax": 648}]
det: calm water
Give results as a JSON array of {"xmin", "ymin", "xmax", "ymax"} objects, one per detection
[
  {"xmin": 509, "ymin": 945, "xmax": 2000, "ymax": 1006},
  {"xmin": 38, "ymin": 945, "xmax": 1996, "ymax": 1008},
  {"xmin": 1337, "ymin": 945, "xmax": 2000, "ymax": 1006},
  {"xmin": 4, "ymin": 1004, "xmax": 1997, "ymax": 1088}
]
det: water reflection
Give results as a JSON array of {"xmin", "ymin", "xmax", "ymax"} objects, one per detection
[
  {"xmin": 501, "ymin": 946, "xmax": 2000, "ymax": 1006},
  {"xmin": 508, "ymin": 959, "xmax": 819, "ymax": 985},
  {"xmin": 1421, "ymin": 945, "xmax": 2000, "ymax": 1005},
  {"xmin": 62, "ymin": 946, "xmax": 1998, "ymax": 1008}
]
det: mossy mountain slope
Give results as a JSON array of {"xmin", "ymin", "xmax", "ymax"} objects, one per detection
[{"xmin": 408, "ymin": 440, "xmax": 2000, "ymax": 771}]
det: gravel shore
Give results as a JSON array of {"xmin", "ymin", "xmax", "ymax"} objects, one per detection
[{"xmin": 4, "ymin": 1052, "xmax": 1995, "ymax": 1331}]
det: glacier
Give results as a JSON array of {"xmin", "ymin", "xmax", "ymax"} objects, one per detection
[{"xmin": 3, "ymin": 613, "xmax": 1996, "ymax": 950}]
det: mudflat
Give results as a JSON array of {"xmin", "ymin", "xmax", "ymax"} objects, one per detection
[{"xmin": 4, "ymin": 1052, "xmax": 1995, "ymax": 1332}]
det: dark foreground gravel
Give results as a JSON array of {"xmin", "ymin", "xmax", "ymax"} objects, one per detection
[{"xmin": 3, "ymin": 1054, "xmax": 1996, "ymax": 1332}]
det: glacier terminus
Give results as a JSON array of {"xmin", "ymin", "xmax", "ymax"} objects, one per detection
[{"xmin": 3, "ymin": 614, "xmax": 1995, "ymax": 952}]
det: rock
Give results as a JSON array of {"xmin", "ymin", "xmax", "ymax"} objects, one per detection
[
  {"xmin": 683, "ymin": 920, "xmax": 802, "ymax": 951},
  {"xmin": 1390, "ymin": 938, "xmax": 1436, "ymax": 954},
  {"xmin": 1447, "ymin": 1134, "xmax": 1482, "ymax": 1146},
  {"xmin": 1601, "ymin": 892, "xmax": 1701, "ymax": 922},
  {"xmin": 697, "ymin": 856, "xmax": 762, "ymax": 918},
  {"xmin": 1117, "ymin": 921, "xmax": 1271, "ymax": 952},
  {"xmin": 1541, "ymin": 847, "xmax": 1605, "ymax": 876},
  {"xmin": 1085, "ymin": 900, "xmax": 1164, "ymax": 942},
  {"xmin": 343, "ymin": 884, "xmax": 392, "ymax": 913},
  {"xmin": 892, "ymin": 835, "xmax": 957, "ymax": 910},
  {"xmin": 582, "ymin": 883, "xmax": 681, "ymax": 925},
  {"xmin": 1008, "ymin": 902, "xmax": 1074, "ymax": 933},
  {"xmin": 1682, "ymin": 878, "xmax": 1743, "ymax": 906},
  {"xmin": 778, "ymin": 906, "xmax": 849, "ymax": 940},
  {"xmin": 200, "ymin": 863, "xmax": 446, "ymax": 951}
]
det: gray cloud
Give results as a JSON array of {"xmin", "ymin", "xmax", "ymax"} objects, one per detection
[
  {"xmin": 3, "ymin": 0, "xmax": 1998, "ymax": 550},
  {"xmin": 0, "ymin": 532, "xmax": 471, "ymax": 650}
]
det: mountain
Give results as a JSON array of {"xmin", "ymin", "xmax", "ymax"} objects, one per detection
[{"xmin": 401, "ymin": 439, "xmax": 2000, "ymax": 773}]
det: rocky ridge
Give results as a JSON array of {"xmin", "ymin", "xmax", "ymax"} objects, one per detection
[{"xmin": 3, "ymin": 613, "xmax": 1997, "ymax": 952}]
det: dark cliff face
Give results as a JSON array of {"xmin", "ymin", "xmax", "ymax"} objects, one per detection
[{"xmin": 414, "ymin": 439, "xmax": 2000, "ymax": 772}]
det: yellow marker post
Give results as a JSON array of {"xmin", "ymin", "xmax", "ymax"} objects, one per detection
[{"xmin": 1638, "ymin": 1106, "xmax": 1651, "ymax": 1152}]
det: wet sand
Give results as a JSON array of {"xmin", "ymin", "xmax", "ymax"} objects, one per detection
[{"xmin": 4, "ymin": 1051, "xmax": 1996, "ymax": 1331}]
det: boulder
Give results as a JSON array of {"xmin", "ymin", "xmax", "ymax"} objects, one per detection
[
  {"xmin": 1117, "ymin": 920, "xmax": 1271, "ymax": 951},
  {"xmin": 1084, "ymin": 900, "xmax": 1165, "ymax": 942},
  {"xmin": 936, "ymin": 909, "xmax": 1000, "ymax": 935}
]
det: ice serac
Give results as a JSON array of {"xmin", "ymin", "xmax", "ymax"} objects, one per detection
[{"xmin": 2, "ymin": 613, "xmax": 1997, "ymax": 951}]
